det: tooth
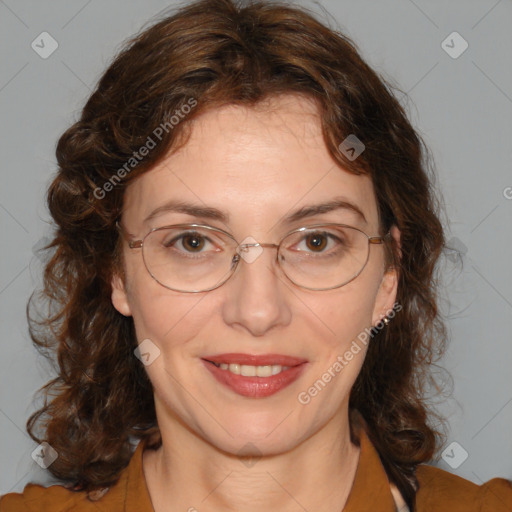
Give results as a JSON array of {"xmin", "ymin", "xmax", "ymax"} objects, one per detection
[
  {"xmin": 271, "ymin": 365, "xmax": 282, "ymax": 375},
  {"xmin": 215, "ymin": 363, "xmax": 292, "ymax": 376},
  {"xmin": 229, "ymin": 363, "xmax": 241, "ymax": 375},
  {"xmin": 240, "ymin": 365, "xmax": 256, "ymax": 377},
  {"xmin": 256, "ymin": 365, "xmax": 273, "ymax": 377}
]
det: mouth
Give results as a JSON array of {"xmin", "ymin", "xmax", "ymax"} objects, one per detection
[{"xmin": 201, "ymin": 353, "xmax": 308, "ymax": 398}]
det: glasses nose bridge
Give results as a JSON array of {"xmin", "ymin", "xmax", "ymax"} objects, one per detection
[
  {"xmin": 230, "ymin": 240, "xmax": 283, "ymax": 290},
  {"xmin": 235, "ymin": 241, "xmax": 281, "ymax": 260},
  {"xmin": 237, "ymin": 241, "xmax": 280, "ymax": 250}
]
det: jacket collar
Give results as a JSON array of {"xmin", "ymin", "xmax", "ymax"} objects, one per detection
[{"xmin": 343, "ymin": 425, "xmax": 398, "ymax": 511}]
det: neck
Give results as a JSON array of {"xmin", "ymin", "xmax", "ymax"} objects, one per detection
[{"xmin": 143, "ymin": 400, "xmax": 361, "ymax": 512}]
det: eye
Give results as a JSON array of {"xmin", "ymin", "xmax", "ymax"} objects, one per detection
[
  {"xmin": 163, "ymin": 231, "xmax": 217, "ymax": 253},
  {"xmin": 294, "ymin": 231, "xmax": 342, "ymax": 253},
  {"xmin": 303, "ymin": 233, "xmax": 328, "ymax": 251}
]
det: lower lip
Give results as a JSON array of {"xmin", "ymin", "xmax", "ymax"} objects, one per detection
[{"xmin": 202, "ymin": 360, "xmax": 308, "ymax": 398}]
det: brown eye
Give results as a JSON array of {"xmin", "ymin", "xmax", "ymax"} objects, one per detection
[
  {"xmin": 286, "ymin": 229, "xmax": 346, "ymax": 257},
  {"xmin": 163, "ymin": 232, "xmax": 209, "ymax": 253},
  {"xmin": 181, "ymin": 235, "xmax": 205, "ymax": 252},
  {"xmin": 305, "ymin": 233, "xmax": 328, "ymax": 252}
]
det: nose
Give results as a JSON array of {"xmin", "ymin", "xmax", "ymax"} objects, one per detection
[{"xmin": 221, "ymin": 242, "xmax": 292, "ymax": 337}]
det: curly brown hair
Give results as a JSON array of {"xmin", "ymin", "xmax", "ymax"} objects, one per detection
[{"xmin": 26, "ymin": 0, "xmax": 450, "ymax": 509}]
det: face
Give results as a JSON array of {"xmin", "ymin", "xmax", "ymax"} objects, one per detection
[{"xmin": 111, "ymin": 93, "xmax": 399, "ymax": 456}]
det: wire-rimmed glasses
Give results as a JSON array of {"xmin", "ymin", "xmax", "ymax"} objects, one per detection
[{"xmin": 116, "ymin": 222, "xmax": 392, "ymax": 293}]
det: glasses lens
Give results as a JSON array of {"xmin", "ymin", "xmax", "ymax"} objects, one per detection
[
  {"xmin": 279, "ymin": 225, "xmax": 370, "ymax": 290},
  {"xmin": 143, "ymin": 226, "xmax": 236, "ymax": 292}
]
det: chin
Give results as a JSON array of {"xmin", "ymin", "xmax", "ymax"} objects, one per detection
[{"xmin": 197, "ymin": 413, "xmax": 309, "ymax": 457}]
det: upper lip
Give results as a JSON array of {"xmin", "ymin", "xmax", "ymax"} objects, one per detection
[{"xmin": 203, "ymin": 353, "xmax": 308, "ymax": 366}]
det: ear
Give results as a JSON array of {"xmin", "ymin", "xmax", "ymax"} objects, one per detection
[
  {"xmin": 371, "ymin": 224, "xmax": 401, "ymax": 326},
  {"xmin": 111, "ymin": 272, "xmax": 133, "ymax": 317}
]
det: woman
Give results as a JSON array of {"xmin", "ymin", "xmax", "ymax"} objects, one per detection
[{"xmin": 1, "ymin": 0, "xmax": 511, "ymax": 510}]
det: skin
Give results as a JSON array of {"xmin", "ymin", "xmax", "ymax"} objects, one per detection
[{"xmin": 111, "ymin": 93, "xmax": 401, "ymax": 512}]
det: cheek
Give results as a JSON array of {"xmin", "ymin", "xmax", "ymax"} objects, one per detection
[
  {"xmin": 123, "ymin": 259, "xmax": 213, "ymax": 348},
  {"xmin": 303, "ymin": 278, "xmax": 380, "ymax": 349},
  {"xmin": 300, "ymin": 283, "xmax": 379, "ymax": 409},
  {"xmin": 130, "ymin": 290, "xmax": 209, "ymax": 348}
]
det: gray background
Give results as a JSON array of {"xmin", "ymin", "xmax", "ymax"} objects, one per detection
[{"xmin": 1, "ymin": 0, "xmax": 511, "ymax": 496}]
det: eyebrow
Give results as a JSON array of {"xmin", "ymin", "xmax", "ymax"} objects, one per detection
[
  {"xmin": 286, "ymin": 198, "xmax": 367, "ymax": 225},
  {"xmin": 143, "ymin": 197, "xmax": 367, "ymax": 226}
]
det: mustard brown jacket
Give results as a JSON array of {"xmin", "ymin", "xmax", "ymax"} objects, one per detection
[{"xmin": 2, "ymin": 426, "xmax": 512, "ymax": 511}]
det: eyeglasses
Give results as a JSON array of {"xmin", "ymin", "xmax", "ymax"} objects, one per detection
[{"xmin": 116, "ymin": 222, "xmax": 391, "ymax": 293}]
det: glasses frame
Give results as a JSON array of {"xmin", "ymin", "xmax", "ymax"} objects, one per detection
[{"xmin": 116, "ymin": 221, "xmax": 392, "ymax": 293}]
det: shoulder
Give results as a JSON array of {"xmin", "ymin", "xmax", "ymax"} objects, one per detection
[
  {"xmin": 0, "ymin": 440, "xmax": 150, "ymax": 512},
  {"xmin": 0, "ymin": 482, "xmax": 97, "ymax": 512},
  {"xmin": 415, "ymin": 464, "xmax": 512, "ymax": 512},
  {"xmin": 0, "ymin": 478, "xmax": 123, "ymax": 512}
]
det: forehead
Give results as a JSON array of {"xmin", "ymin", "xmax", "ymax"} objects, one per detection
[{"xmin": 122, "ymin": 94, "xmax": 379, "ymax": 234}]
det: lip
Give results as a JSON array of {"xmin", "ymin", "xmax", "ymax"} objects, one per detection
[
  {"xmin": 202, "ymin": 353, "xmax": 309, "ymax": 398},
  {"xmin": 202, "ymin": 353, "xmax": 308, "ymax": 366},
  {"xmin": 202, "ymin": 359, "xmax": 308, "ymax": 398}
]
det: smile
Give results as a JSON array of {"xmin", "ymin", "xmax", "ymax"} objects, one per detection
[
  {"xmin": 202, "ymin": 357, "xmax": 308, "ymax": 398},
  {"xmin": 209, "ymin": 362, "xmax": 291, "ymax": 377}
]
